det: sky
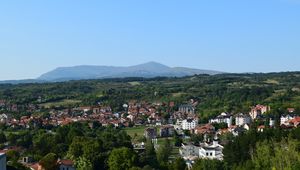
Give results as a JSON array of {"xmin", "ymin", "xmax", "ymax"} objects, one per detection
[{"xmin": 0, "ymin": 0, "xmax": 300, "ymax": 80}]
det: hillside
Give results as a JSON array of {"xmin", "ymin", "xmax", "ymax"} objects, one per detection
[
  {"xmin": 0, "ymin": 72, "xmax": 299, "ymax": 119},
  {"xmin": 37, "ymin": 62, "xmax": 223, "ymax": 81}
]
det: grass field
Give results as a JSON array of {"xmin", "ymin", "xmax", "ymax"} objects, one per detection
[
  {"xmin": 125, "ymin": 126, "xmax": 146, "ymax": 138},
  {"xmin": 129, "ymin": 81, "xmax": 141, "ymax": 86},
  {"xmin": 39, "ymin": 99, "xmax": 81, "ymax": 108}
]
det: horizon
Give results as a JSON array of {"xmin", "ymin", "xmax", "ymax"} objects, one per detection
[{"xmin": 1, "ymin": 0, "xmax": 300, "ymax": 80}]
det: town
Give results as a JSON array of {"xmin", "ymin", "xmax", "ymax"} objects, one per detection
[{"xmin": 0, "ymin": 95, "xmax": 299, "ymax": 170}]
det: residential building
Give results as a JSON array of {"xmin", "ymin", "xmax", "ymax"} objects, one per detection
[
  {"xmin": 182, "ymin": 118, "xmax": 198, "ymax": 130},
  {"xmin": 249, "ymin": 105, "xmax": 270, "ymax": 119},
  {"xmin": 144, "ymin": 127, "xmax": 157, "ymax": 139},
  {"xmin": 209, "ymin": 112, "xmax": 232, "ymax": 127},
  {"xmin": 199, "ymin": 139, "xmax": 224, "ymax": 160},
  {"xmin": 235, "ymin": 113, "xmax": 251, "ymax": 126},
  {"xmin": 179, "ymin": 105, "xmax": 195, "ymax": 115},
  {"xmin": 280, "ymin": 114, "xmax": 296, "ymax": 126},
  {"xmin": 194, "ymin": 124, "xmax": 215, "ymax": 135},
  {"xmin": 58, "ymin": 159, "xmax": 75, "ymax": 170},
  {"xmin": 230, "ymin": 126, "xmax": 247, "ymax": 136},
  {"xmin": 159, "ymin": 125, "xmax": 175, "ymax": 137},
  {"xmin": 179, "ymin": 144, "xmax": 200, "ymax": 161}
]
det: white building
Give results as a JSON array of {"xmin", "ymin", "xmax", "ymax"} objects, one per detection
[
  {"xmin": 0, "ymin": 153, "xmax": 6, "ymax": 170},
  {"xmin": 280, "ymin": 114, "xmax": 295, "ymax": 125},
  {"xmin": 209, "ymin": 112, "xmax": 232, "ymax": 127},
  {"xmin": 199, "ymin": 139, "xmax": 224, "ymax": 160},
  {"xmin": 182, "ymin": 118, "xmax": 198, "ymax": 130},
  {"xmin": 235, "ymin": 113, "xmax": 251, "ymax": 126}
]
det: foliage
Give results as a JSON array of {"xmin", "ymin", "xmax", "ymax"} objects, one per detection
[
  {"xmin": 252, "ymin": 138, "xmax": 300, "ymax": 170},
  {"xmin": 171, "ymin": 157, "xmax": 187, "ymax": 170},
  {"xmin": 75, "ymin": 156, "xmax": 93, "ymax": 170},
  {"xmin": 192, "ymin": 159, "xmax": 224, "ymax": 170},
  {"xmin": 39, "ymin": 153, "xmax": 58, "ymax": 170},
  {"xmin": 108, "ymin": 147, "xmax": 138, "ymax": 170}
]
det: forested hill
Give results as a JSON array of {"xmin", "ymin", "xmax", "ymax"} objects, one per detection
[{"xmin": 0, "ymin": 72, "xmax": 300, "ymax": 119}]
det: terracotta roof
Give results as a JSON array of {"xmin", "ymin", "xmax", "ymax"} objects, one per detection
[{"xmin": 59, "ymin": 159, "xmax": 74, "ymax": 166}]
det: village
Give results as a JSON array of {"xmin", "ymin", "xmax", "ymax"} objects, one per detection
[{"xmin": 0, "ymin": 98, "xmax": 299, "ymax": 170}]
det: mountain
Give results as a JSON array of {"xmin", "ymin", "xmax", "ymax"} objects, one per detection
[{"xmin": 37, "ymin": 62, "xmax": 223, "ymax": 81}]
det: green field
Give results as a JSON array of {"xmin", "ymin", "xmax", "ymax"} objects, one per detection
[
  {"xmin": 39, "ymin": 99, "xmax": 81, "ymax": 108},
  {"xmin": 124, "ymin": 126, "xmax": 146, "ymax": 139}
]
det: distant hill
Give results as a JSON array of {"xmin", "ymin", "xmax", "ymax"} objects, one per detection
[{"xmin": 37, "ymin": 62, "xmax": 224, "ymax": 81}]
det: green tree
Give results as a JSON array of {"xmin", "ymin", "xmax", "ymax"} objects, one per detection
[
  {"xmin": 192, "ymin": 159, "xmax": 224, "ymax": 170},
  {"xmin": 171, "ymin": 157, "xmax": 187, "ymax": 170},
  {"xmin": 0, "ymin": 131, "xmax": 6, "ymax": 144},
  {"xmin": 157, "ymin": 139, "xmax": 172, "ymax": 162},
  {"xmin": 6, "ymin": 150, "xmax": 20, "ymax": 162},
  {"xmin": 252, "ymin": 138, "xmax": 300, "ymax": 170},
  {"xmin": 39, "ymin": 153, "xmax": 58, "ymax": 170},
  {"xmin": 108, "ymin": 147, "xmax": 137, "ymax": 170},
  {"xmin": 145, "ymin": 140, "xmax": 158, "ymax": 168},
  {"xmin": 75, "ymin": 156, "xmax": 93, "ymax": 170}
]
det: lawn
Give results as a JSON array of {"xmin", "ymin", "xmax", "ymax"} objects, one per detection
[{"xmin": 124, "ymin": 126, "xmax": 146, "ymax": 139}]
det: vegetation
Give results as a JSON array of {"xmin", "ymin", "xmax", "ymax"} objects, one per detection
[{"xmin": 0, "ymin": 72, "xmax": 300, "ymax": 169}]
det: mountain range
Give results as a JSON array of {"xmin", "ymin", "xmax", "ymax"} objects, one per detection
[{"xmin": 1, "ymin": 62, "xmax": 224, "ymax": 84}]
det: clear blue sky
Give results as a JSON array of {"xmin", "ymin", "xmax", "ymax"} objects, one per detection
[{"xmin": 0, "ymin": 0, "xmax": 300, "ymax": 80}]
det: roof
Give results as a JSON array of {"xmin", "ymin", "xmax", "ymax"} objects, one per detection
[{"xmin": 59, "ymin": 159, "xmax": 74, "ymax": 166}]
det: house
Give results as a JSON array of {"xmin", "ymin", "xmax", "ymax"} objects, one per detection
[
  {"xmin": 199, "ymin": 138, "xmax": 224, "ymax": 160},
  {"xmin": 287, "ymin": 108, "xmax": 295, "ymax": 113},
  {"xmin": 280, "ymin": 114, "xmax": 296, "ymax": 126},
  {"xmin": 159, "ymin": 125, "xmax": 175, "ymax": 137},
  {"xmin": 58, "ymin": 159, "xmax": 75, "ymax": 170},
  {"xmin": 0, "ymin": 153, "xmax": 6, "ymax": 170},
  {"xmin": 209, "ymin": 112, "xmax": 232, "ymax": 127},
  {"xmin": 179, "ymin": 105, "xmax": 195, "ymax": 115},
  {"xmin": 249, "ymin": 105, "xmax": 270, "ymax": 119},
  {"xmin": 269, "ymin": 118, "xmax": 275, "ymax": 127},
  {"xmin": 0, "ymin": 114, "xmax": 8, "ymax": 124},
  {"xmin": 179, "ymin": 144, "xmax": 200, "ymax": 161},
  {"xmin": 235, "ymin": 113, "xmax": 251, "ymax": 126},
  {"xmin": 182, "ymin": 118, "xmax": 198, "ymax": 130},
  {"xmin": 230, "ymin": 126, "xmax": 247, "ymax": 136},
  {"xmin": 288, "ymin": 117, "xmax": 300, "ymax": 127},
  {"xmin": 194, "ymin": 124, "xmax": 215, "ymax": 135},
  {"xmin": 144, "ymin": 127, "xmax": 157, "ymax": 139}
]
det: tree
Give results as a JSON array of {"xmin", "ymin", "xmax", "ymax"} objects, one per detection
[
  {"xmin": 75, "ymin": 156, "xmax": 93, "ymax": 170},
  {"xmin": 6, "ymin": 150, "xmax": 20, "ymax": 162},
  {"xmin": 157, "ymin": 138, "xmax": 172, "ymax": 167},
  {"xmin": 192, "ymin": 159, "xmax": 224, "ymax": 170},
  {"xmin": 0, "ymin": 131, "xmax": 6, "ymax": 144},
  {"xmin": 252, "ymin": 138, "xmax": 300, "ymax": 170},
  {"xmin": 108, "ymin": 147, "xmax": 137, "ymax": 170},
  {"xmin": 174, "ymin": 135, "xmax": 183, "ymax": 147},
  {"xmin": 171, "ymin": 157, "xmax": 187, "ymax": 170},
  {"xmin": 140, "ymin": 140, "xmax": 159, "ymax": 169},
  {"xmin": 39, "ymin": 153, "xmax": 58, "ymax": 170}
]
